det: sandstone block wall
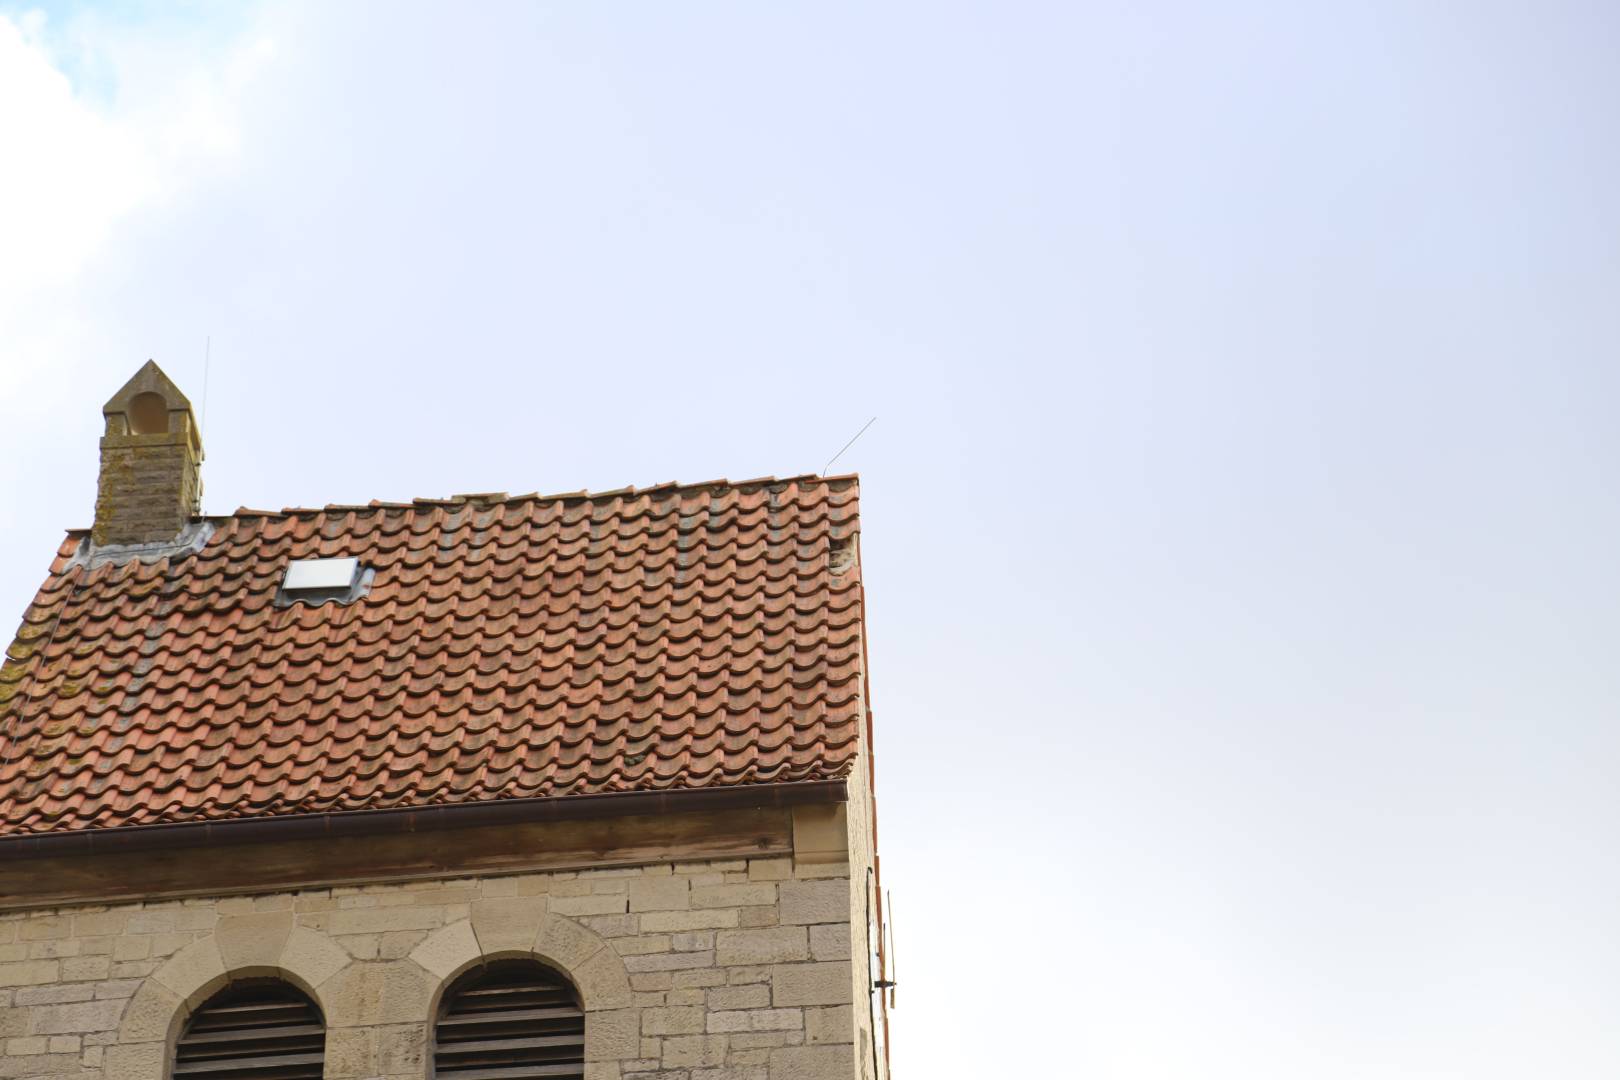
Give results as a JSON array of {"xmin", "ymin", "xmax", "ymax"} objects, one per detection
[
  {"xmin": 0, "ymin": 856, "xmax": 866, "ymax": 1080},
  {"xmin": 93, "ymin": 433, "xmax": 201, "ymax": 547}
]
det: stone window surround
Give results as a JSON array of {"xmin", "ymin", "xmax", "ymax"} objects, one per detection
[{"xmin": 110, "ymin": 899, "xmax": 632, "ymax": 1079}]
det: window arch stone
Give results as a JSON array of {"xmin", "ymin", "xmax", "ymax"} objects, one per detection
[
  {"xmin": 411, "ymin": 907, "xmax": 635, "ymax": 1076},
  {"xmin": 113, "ymin": 923, "xmax": 350, "ymax": 1080},
  {"xmin": 411, "ymin": 908, "xmax": 632, "ymax": 1014}
]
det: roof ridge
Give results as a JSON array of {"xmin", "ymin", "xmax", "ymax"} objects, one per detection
[
  {"xmin": 60, "ymin": 472, "xmax": 860, "ymax": 534},
  {"xmin": 247, "ymin": 472, "xmax": 856, "ymax": 522}
]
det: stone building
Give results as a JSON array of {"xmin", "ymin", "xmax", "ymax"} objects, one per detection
[{"xmin": 0, "ymin": 362, "xmax": 892, "ymax": 1079}]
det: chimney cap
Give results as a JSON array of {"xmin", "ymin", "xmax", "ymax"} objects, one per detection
[
  {"xmin": 102, "ymin": 360, "xmax": 201, "ymax": 454},
  {"xmin": 103, "ymin": 359, "xmax": 192, "ymax": 413}
]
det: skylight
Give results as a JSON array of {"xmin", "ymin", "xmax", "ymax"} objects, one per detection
[
  {"xmin": 279, "ymin": 557, "xmax": 366, "ymax": 605},
  {"xmin": 283, "ymin": 557, "xmax": 358, "ymax": 591}
]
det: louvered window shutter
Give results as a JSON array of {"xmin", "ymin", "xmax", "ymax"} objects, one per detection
[
  {"xmin": 173, "ymin": 980, "xmax": 324, "ymax": 1079},
  {"xmin": 434, "ymin": 960, "xmax": 585, "ymax": 1078}
]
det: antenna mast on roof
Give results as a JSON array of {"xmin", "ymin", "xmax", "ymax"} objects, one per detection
[
  {"xmin": 822, "ymin": 416, "xmax": 877, "ymax": 476},
  {"xmin": 201, "ymin": 336, "xmax": 211, "ymax": 439}
]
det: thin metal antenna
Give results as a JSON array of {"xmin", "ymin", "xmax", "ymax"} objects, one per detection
[
  {"xmin": 886, "ymin": 889, "xmax": 898, "ymax": 1009},
  {"xmin": 822, "ymin": 416, "xmax": 877, "ymax": 476},
  {"xmin": 201, "ymin": 336, "xmax": 211, "ymax": 439}
]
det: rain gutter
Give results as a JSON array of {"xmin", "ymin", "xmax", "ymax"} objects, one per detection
[{"xmin": 0, "ymin": 779, "xmax": 847, "ymax": 861}]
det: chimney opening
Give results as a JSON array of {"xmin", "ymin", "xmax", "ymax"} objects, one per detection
[{"xmin": 128, "ymin": 392, "xmax": 168, "ymax": 435}]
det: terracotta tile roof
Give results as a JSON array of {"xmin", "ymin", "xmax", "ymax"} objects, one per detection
[{"xmin": 0, "ymin": 475, "xmax": 863, "ymax": 837}]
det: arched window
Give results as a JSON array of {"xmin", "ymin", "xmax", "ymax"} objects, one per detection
[
  {"xmin": 435, "ymin": 959, "xmax": 585, "ymax": 1078},
  {"xmin": 173, "ymin": 979, "xmax": 324, "ymax": 1078}
]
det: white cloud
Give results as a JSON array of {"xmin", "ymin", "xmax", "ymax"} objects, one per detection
[{"xmin": 0, "ymin": 8, "xmax": 272, "ymax": 393}]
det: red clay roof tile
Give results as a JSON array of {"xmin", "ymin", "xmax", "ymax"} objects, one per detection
[{"xmin": 0, "ymin": 474, "xmax": 863, "ymax": 836}]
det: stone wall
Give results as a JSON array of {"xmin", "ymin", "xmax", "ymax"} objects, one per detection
[
  {"xmin": 843, "ymin": 759, "xmax": 884, "ymax": 1080},
  {"xmin": 0, "ymin": 856, "xmax": 859, "ymax": 1080},
  {"xmin": 92, "ymin": 434, "xmax": 201, "ymax": 546}
]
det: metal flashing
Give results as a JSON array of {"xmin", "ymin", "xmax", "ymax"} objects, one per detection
[{"xmin": 65, "ymin": 520, "xmax": 214, "ymax": 570}]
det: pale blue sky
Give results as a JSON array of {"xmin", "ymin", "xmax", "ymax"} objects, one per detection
[{"xmin": 1, "ymin": 3, "xmax": 1617, "ymax": 1076}]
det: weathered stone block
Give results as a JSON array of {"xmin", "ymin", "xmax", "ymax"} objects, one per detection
[
  {"xmin": 627, "ymin": 877, "xmax": 691, "ymax": 913},
  {"xmin": 807, "ymin": 924, "xmax": 850, "ymax": 962},
  {"xmin": 60, "ymin": 955, "xmax": 112, "ymax": 981},
  {"xmin": 14, "ymin": 984, "xmax": 92, "ymax": 1005},
  {"xmin": 671, "ymin": 969, "xmax": 727, "ymax": 989},
  {"xmin": 101, "ymin": 1040, "xmax": 165, "ymax": 1076},
  {"xmin": 279, "ymin": 926, "xmax": 349, "ymax": 989},
  {"xmin": 550, "ymin": 894, "xmax": 631, "ymax": 917},
  {"xmin": 17, "ymin": 917, "xmax": 69, "ymax": 942},
  {"xmin": 616, "ymin": 935, "xmax": 673, "ymax": 956},
  {"xmin": 538, "ymin": 913, "xmax": 608, "ymax": 972},
  {"xmin": 378, "ymin": 930, "xmax": 428, "ymax": 960},
  {"xmin": 769, "ymin": 1044, "xmax": 853, "ymax": 1079},
  {"xmin": 777, "ymin": 881, "xmax": 848, "ymax": 926},
  {"xmin": 708, "ymin": 1009, "xmax": 752, "ymax": 1033},
  {"xmin": 0, "ymin": 1006, "xmax": 28, "ymax": 1038},
  {"xmin": 671, "ymin": 932, "xmax": 714, "ymax": 953},
  {"xmin": 321, "ymin": 962, "xmax": 434, "ymax": 1028},
  {"xmin": 694, "ymin": 1067, "xmax": 768, "ymax": 1080},
  {"xmin": 745, "ymin": 1008, "xmax": 802, "ymax": 1032},
  {"xmin": 152, "ymin": 940, "xmax": 225, "ymax": 1005},
  {"xmin": 71, "ymin": 912, "xmax": 129, "ymax": 938},
  {"xmin": 575, "ymin": 946, "xmax": 634, "ymax": 1011},
  {"xmin": 707, "ymin": 984, "xmax": 770, "ymax": 1011},
  {"xmin": 747, "ymin": 858, "xmax": 792, "ymax": 882},
  {"xmin": 470, "ymin": 897, "xmax": 547, "ymax": 954},
  {"xmin": 623, "ymin": 951, "xmax": 717, "ymax": 973},
  {"xmin": 690, "ymin": 884, "xmax": 776, "ymax": 909},
  {"xmin": 642, "ymin": 1005, "xmax": 706, "ymax": 1035},
  {"xmin": 113, "ymin": 937, "xmax": 151, "ymax": 962},
  {"xmin": 639, "ymin": 910, "xmax": 740, "ymax": 933},
  {"xmin": 328, "ymin": 907, "xmax": 441, "ymax": 937},
  {"xmin": 803, "ymin": 1005, "xmax": 853, "ymax": 1045},
  {"xmin": 585, "ymin": 1008, "xmax": 640, "ymax": 1061},
  {"xmin": 770, "ymin": 964, "xmax": 851, "ymax": 1007},
  {"xmin": 216, "ymin": 911, "xmax": 294, "ymax": 971},
  {"xmin": 116, "ymin": 981, "xmax": 184, "ymax": 1043},
  {"xmin": 715, "ymin": 928, "xmax": 807, "ymax": 967},
  {"xmin": 408, "ymin": 920, "xmax": 479, "ymax": 981},
  {"xmin": 0, "ymin": 960, "xmax": 58, "ymax": 987},
  {"xmin": 376, "ymin": 1022, "xmax": 426, "ymax": 1073},
  {"xmin": 324, "ymin": 1026, "xmax": 373, "ymax": 1079},
  {"xmin": 662, "ymin": 1032, "xmax": 729, "ymax": 1067}
]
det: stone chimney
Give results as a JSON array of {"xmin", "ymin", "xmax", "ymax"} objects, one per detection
[{"xmin": 93, "ymin": 361, "xmax": 204, "ymax": 547}]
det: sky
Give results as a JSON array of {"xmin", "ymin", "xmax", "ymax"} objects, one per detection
[{"xmin": 1, "ymin": 1, "xmax": 1617, "ymax": 1075}]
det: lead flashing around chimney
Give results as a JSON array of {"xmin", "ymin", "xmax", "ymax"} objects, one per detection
[{"xmin": 67, "ymin": 520, "xmax": 214, "ymax": 570}]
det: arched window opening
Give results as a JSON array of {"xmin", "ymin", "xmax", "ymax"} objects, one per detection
[
  {"xmin": 128, "ymin": 391, "xmax": 169, "ymax": 434},
  {"xmin": 173, "ymin": 979, "xmax": 324, "ymax": 1079},
  {"xmin": 435, "ymin": 959, "xmax": 584, "ymax": 1078}
]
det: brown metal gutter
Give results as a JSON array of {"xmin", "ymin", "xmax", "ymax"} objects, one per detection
[{"xmin": 0, "ymin": 779, "xmax": 847, "ymax": 862}]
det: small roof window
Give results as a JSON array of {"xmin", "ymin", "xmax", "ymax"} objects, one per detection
[{"xmin": 279, "ymin": 557, "xmax": 369, "ymax": 606}]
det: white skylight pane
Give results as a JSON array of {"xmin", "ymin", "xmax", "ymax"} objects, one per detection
[{"xmin": 283, "ymin": 557, "xmax": 359, "ymax": 591}]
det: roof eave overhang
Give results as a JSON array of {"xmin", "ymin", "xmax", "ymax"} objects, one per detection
[{"xmin": 0, "ymin": 779, "xmax": 848, "ymax": 862}]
